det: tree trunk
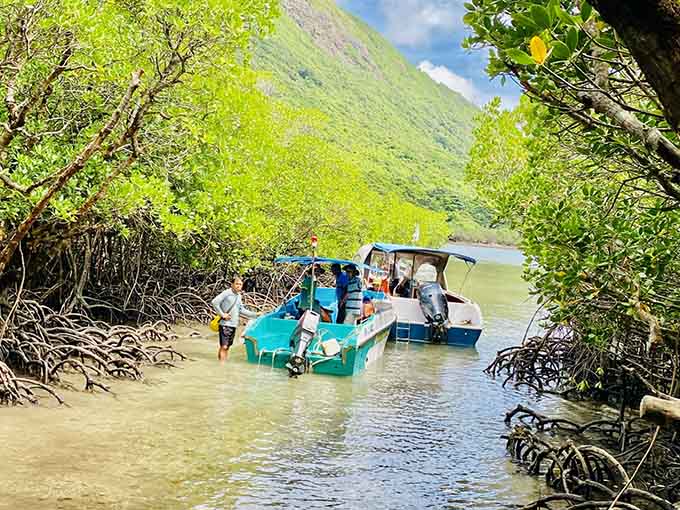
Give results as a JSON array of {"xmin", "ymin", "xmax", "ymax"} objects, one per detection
[
  {"xmin": 589, "ymin": 0, "xmax": 680, "ymax": 132},
  {"xmin": 640, "ymin": 395, "xmax": 680, "ymax": 426}
]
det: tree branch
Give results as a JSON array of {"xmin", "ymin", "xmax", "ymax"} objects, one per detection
[
  {"xmin": 0, "ymin": 34, "xmax": 74, "ymax": 156},
  {"xmin": 0, "ymin": 69, "xmax": 143, "ymax": 275}
]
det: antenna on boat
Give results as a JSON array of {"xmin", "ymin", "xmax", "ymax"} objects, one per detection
[
  {"xmin": 459, "ymin": 261, "xmax": 474, "ymax": 294},
  {"xmin": 310, "ymin": 235, "xmax": 318, "ymax": 310}
]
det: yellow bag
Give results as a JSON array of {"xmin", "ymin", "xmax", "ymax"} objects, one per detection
[
  {"xmin": 210, "ymin": 293, "xmax": 237, "ymax": 332},
  {"xmin": 209, "ymin": 315, "xmax": 221, "ymax": 332}
]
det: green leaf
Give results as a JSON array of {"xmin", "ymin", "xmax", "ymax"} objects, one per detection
[
  {"xmin": 581, "ymin": 2, "xmax": 593, "ymax": 22},
  {"xmin": 530, "ymin": 5, "xmax": 551, "ymax": 30},
  {"xmin": 505, "ymin": 48, "xmax": 536, "ymax": 66},
  {"xmin": 551, "ymin": 41, "xmax": 571, "ymax": 60},
  {"xmin": 566, "ymin": 27, "xmax": 578, "ymax": 51},
  {"xmin": 555, "ymin": 7, "xmax": 577, "ymax": 26},
  {"xmin": 547, "ymin": 0, "xmax": 560, "ymax": 23},
  {"xmin": 511, "ymin": 13, "xmax": 538, "ymax": 32}
]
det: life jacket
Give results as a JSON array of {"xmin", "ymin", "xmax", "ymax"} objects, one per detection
[{"xmin": 346, "ymin": 276, "xmax": 363, "ymax": 313}]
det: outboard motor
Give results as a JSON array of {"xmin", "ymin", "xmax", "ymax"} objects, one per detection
[
  {"xmin": 286, "ymin": 310, "xmax": 320, "ymax": 377},
  {"xmin": 418, "ymin": 282, "xmax": 449, "ymax": 343}
]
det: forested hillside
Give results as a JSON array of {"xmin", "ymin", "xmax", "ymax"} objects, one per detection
[{"xmin": 254, "ymin": 0, "xmax": 511, "ymax": 241}]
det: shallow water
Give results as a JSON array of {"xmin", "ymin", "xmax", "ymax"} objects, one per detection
[{"xmin": 0, "ymin": 245, "xmax": 582, "ymax": 509}]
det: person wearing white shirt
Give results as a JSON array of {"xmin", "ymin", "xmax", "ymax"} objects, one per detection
[{"xmin": 211, "ymin": 277, "xmax": 258, "ymax": 363}]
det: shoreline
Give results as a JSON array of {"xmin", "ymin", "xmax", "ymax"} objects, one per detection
[{"xmin": 447, "ymin": 238, "xmax": 519, "ymax": 250}]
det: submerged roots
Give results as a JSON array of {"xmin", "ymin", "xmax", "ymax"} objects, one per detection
[
  {"xmin": 0, "ymin": 298, "xmax": 184, "ymax": 406},
  {"xmin": 505, "ymin": 405, "xmax": 680, "ymax": 509}
]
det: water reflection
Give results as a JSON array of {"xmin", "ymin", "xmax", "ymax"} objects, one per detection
[{"xmin": 0, "ymin": 245, "xmax": 569, "ymax": 510}]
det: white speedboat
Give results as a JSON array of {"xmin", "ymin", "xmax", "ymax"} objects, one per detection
[{"xmin": 354, "ymin": 243, "xmax": 483, "ymax": 346}]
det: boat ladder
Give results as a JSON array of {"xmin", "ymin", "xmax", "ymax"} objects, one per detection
[{"xmin": 395, "ymin": 322, "xmax": 411, "ymax": 343}]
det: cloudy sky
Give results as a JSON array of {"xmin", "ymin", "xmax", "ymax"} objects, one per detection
[{"xmin": 336, "ymin": 0, "xmax": 521, "ymax": 108}]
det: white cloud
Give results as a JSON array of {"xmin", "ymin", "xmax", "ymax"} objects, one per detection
[
  {"xmin": 418, "ymin": 60, "xmax": 522, "ymax": 109},
  {"xmin": 379, "ymin": 0, "xmax": 463, "ymax": 47},
  {"xmin": 417, "ymin": 60, "xmax": 480, "ymax": 104}
]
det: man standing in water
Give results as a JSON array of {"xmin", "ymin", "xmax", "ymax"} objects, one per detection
[
  {"xmin": 211, "ymin": 277, "xmax": 259, "ymax": 363},
  {"xmin": 330, "ymin": 263, "xmax": 348, "ymax": 323}
]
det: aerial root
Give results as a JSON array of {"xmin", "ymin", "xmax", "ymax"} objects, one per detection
[
  {"xmin": 504, "ymin": 405, "xmax": 679, "ymax": 508},
  {"xmin": 0, "ymin": 298, "xmax": 182, "ymax": 406}
]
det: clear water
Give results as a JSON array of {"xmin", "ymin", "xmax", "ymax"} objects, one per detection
[{"xmin": 0, "ymin": 244, "xmax": 576, "ymax": 510}]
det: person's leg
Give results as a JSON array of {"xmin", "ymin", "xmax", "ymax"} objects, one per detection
[
  {"xmin": 336, "ymin": 304, "xmax": 346, "ymax": 324},
  {"xmin": 218, "ymin": 326, "xmax": 230, "ymax": 363},
  {"xmin": 221, "ymin": 326, "xmax": 236, "ymax": 362},
  {"xmin": 218, "ymin": 346, "xmax": 228, "ymax": 362}
]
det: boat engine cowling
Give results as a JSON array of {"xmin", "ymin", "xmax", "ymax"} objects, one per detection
[
  {"xmin": 286, "ymin": 310, "xmax": 320, "ymax": 377},
  {"xmin": 418, "ymin": 282, "xmax": 449, "ymax": 342}
]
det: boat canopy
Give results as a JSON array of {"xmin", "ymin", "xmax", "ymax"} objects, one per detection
[
  {"xmin": 368, "ymin": 243, "xmax": 477, "ymax": 265},
  {"xmin": 275, "ymin": 256, "xmax": 387, "ymax": 274}
]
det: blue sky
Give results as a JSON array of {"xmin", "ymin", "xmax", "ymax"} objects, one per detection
[{"xmin": 336, "ymin": 0, "xmax": 521, "ymax": 108}]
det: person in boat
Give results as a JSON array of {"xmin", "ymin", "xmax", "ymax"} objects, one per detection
[
  {"xmin": 362, "ymin": 295, "xmax": 375, "ymax": 320},
  {"xmin": 343, "ymin": 264, "xmax": 363, "ymax": 324},
  {"xmin": 211, "ymin": 277, "xmax": 259, "ymax": 363},
  {"xmin": 330, "ymin": 263, "xmax": 349, "ymax": 323},
  {"xmin": 380, "ymin": 278, "xmax": 390, "ymax": 294},
  {"xmin": 368, "ymin": 274, "xmax": 389, "ymax": 295},
  {"xmin": 392, "ymin": 268, "xmax": 413, "ymax": 298},
  {"xmin": 296, "ymin": 270, "xmax": 332, "ymax": 322}
]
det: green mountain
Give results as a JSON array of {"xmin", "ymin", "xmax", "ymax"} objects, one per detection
[{"xmin": 254, "ymin": 0, "xmax": 508, "ymax": 241}]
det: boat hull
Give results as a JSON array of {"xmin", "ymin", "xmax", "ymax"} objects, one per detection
[
  {"xmin": 390, "ymin": 321, "xmax": 481, "ymax": 347},
  {"xmin": 388, "ymin": 295, "xmax": 482, "ymax": 347},
  {"xmin": 243, "ymin": 303, "xmax": 395, "ymax": 376}
]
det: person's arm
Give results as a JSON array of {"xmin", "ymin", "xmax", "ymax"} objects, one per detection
[
  {"xmin": 240, "ymin": 303, "xmax": 259, "ymax": 319},
  {"xmin": 338, "ymin": 274, "xmax": 349, "ymax": 304},
  {"xmin": 211, "ymin": 290, "xmax": 233, "ymax": 320}
]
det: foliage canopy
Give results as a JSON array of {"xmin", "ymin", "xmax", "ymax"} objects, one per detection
[{"xmin": 0, "ymin": 0, "xmax": 450, "ymax": 282}]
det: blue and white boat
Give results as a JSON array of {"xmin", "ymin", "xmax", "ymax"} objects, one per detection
[
  {"xmin": 243, "ymin": 256, "xmax": 396, "ymax": 377},
  {"xmin": 355, "ymin": 243, "xmax": 483, "ymax": 346}
]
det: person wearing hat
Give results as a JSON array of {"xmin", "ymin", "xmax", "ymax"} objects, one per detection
[
  {"xmin": 330, "ymin": 263, "xmax": 348, "ymax": 323},
  {"xmin": 343, "ymin": 264, "xmax": 363, "ymax": 325}
]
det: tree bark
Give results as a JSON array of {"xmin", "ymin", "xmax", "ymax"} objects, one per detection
[
  {"xmin": 640, "ymin": 395, "xmax": 680, "ymax": 425},
  {"xmin": 575, "ymin": 89, "xmax": 680, "ymax": 194},
  {"xmin": 589, "ymin": 0, "xmax": 680, "ymax": 132}
]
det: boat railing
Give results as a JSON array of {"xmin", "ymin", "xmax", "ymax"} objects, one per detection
[{"xmin": 257, "ymin": 347, "xmax": 290, "ymax": 368}]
